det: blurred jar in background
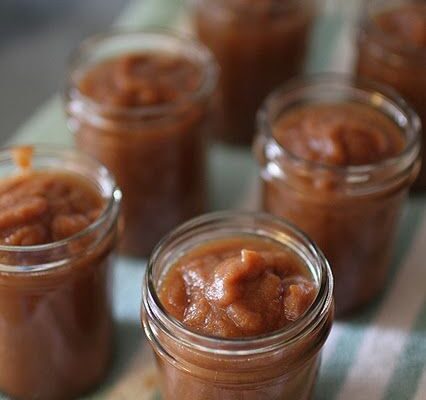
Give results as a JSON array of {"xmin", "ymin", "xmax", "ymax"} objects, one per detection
[
  {"xmin": 190, "ymin": 0, "xmax": 317, "ymax": 146},
  {"xmin": 356, "ymin": 0, "xmax": 426, "ymax": 190},
  {"xmin": 66, "ymin": 30, "xmax": 218, "ymax": 257},
  {"xmin": 254, "ymin": 75, "xmax": 421, "ymax": 316}
]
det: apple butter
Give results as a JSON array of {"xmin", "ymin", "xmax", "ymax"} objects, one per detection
[
  {"xmin": 77, "ymin": 53, "xmax": 203, "ymax": 108},
  {"xmin": 255, "ymin": 76, "xmax": 421, "ymax": 316},
  {"xmin": 356, "ymin": 0, "xmax": 426, "ymax": 189},
  {"xmin": 273, "ymin": 103, "xmax": 405, "ymax": 167},
  {"xmin": 66, "ymin": 31, "xmax": 217, "ymax": 257},
  {"xmin": 0, "ymin": 172, "xmax": 103, "ymax": 246},
  {"xmin": 142, "ymin": 212, "xmax": 334, "ymax": 400},
  {"xmin": 160, "ymin": 237, "xmax": 317, "ymax": 338},
  {"xmin": 0, "ymin": 146, "xmax": 121, "ymax": 400},
  {"xmin": 191, "ymin": 0, "xmax": 316, "ymax": 145}
]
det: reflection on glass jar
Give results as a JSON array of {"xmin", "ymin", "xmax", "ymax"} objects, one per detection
[
  {"xmin": 142, "ymin": 211, "xmax": 334, "ymax": 400},
  {"xmin": 190, "ymin": 0, "xmax": 317, "ymax": 145},
  {"xmin": 65, "ymin": 30, "xmax": 218, "ymax": 257},
  {"xmin": 254, "ymin": 75, "xmax": 421, "ymax": 316},
  {"xmin": 356, "ymin": 0, "xmax": 426, "ymax": 190},
  {"xmin": 0, "ymin": 146, "xmax": 121, "ymax": 400}
]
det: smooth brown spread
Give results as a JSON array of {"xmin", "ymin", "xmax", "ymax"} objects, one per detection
[
  {"xmin": 273, "ymin": 103, "xmax": 405, "ymax": 166},
  {"xmin": 0, "ymin": 170, "xmax": 104, "ymax": 246},
  {"xmin": 159, "ymin": 237, "xmax": 317, "ymax": 338},
  {"xmin": 375, "ymin": 4, "xmax": 426, "ymax": 48},
  {"xmin": 78, "ymin": 53, "xmax": 202, "ymax": 107}
]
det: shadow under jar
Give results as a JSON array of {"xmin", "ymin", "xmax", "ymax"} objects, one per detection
[
  {"xmin": 142, "ymin": 211, "xmax": 334, "ymax": 400},
  {"xmin": 190, "ymin": 0, "xmax": 316, "ymax": 146},
  {"xmin": 254, "ymin": 75, "xmax": 421, "ymax": 316},
  {"xmin": 66, "ymin": 30, "xmax": 218, "ymax": 257},
  {"xmin": 0, "ymin": 146, "xmax": 121, "ymax": 400},
  {"xmin": 356, "ymin": 0, "xmax": 426, "ymax": 190}
]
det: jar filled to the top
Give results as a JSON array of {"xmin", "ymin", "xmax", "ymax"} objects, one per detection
[
  {"xmin": 254, "ymin": 75, "xmax": 421, "ymax": 316},
  {"xmin": 142, "ymin": 211, "xmax": 334, "ymax": 400},
  {"xmin": 65, "ymin": 30, "xmax": 218, "ymax": 257},
  {"xmin": 0, "ymin": 146, "xmax": 121, "ymax": 400}
]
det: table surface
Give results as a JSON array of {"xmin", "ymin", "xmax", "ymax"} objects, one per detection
[{"xmin": 3, "ymin": 1, "xmax": 426, "ymax": 399}]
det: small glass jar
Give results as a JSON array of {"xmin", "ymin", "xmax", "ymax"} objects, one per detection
[
  {"xmin": 190, "ymin": 0, "xmax": 317, "ymax": 145},
  {"xmin": 142, "ymin": 211, "xmax": 334, "ymax": 400},
  {"xmin": 254, "ymin": 75, "xmax": 421, "ymax": 316},
  {"xmin": 65, "ymin": 30, "xmax": 218, "ymax": 257},
  {"xmin": 0, "ymin": 146, "xmax": 121, "ymax": 400},
  {"xmin": 356, "ymin": 0, "xmax": 426, "ymax": 190}
]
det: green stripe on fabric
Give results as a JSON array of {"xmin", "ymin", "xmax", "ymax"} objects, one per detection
[
  {"xmin": 306, "ymin": 14, "xmax": 343, "ymax": 74},
  {"xmin": 209, "ymin": 144, "xmax": 258, "ymax": 211},
  {"xmin": 384, "ymin": 300, "xmax": 426, "ymax": 400},
  {"xmin": 115, "ymin": 0, "xmax": 183, "ymax": 30},
  {"xmin": 315, "ymin": 199, "xmax": 425, "ymax": 400}
]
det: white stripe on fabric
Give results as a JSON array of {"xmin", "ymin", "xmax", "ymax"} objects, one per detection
[
  {"xmin": 336, "ymin": 215, "xmax": 426, "ymax": 400},
  {"xmin": 413, "ymin": 367, "xmax": 426, "ymax": 400}
]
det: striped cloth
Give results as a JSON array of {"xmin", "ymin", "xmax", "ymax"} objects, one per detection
[{"xmin": 2, "ymin": 1, "xmax": 425, "ymax": 399}]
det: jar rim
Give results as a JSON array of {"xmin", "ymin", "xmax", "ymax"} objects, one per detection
[
  {"xmin": 0, "ymin": 145, "xmax": 122, "ymax": 273},
  {"xmin": 142, "ymin": 211, "xmax": 333, "ymax": 356},
  {"xmin": 360, "ymin": 0, "xmax": 426, "ymax": 63},
  {"xmin": 66, "ymin": 28, "xmax": 218, "ymax": 118},
  {"xmin": 257, "ymin": 73, "xmax": 421, "ymax": 182}
]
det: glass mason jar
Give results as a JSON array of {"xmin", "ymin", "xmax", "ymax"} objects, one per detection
[
  {"xmin": 356, "ymin": 0, "xmax": 426, "ymax": 190},
  {"xmin": 189, "ymin": 0, "xmax": 317, "ymax": 145},
  {"xmin": 65, "ymin": 30, "xmax": 218, "ymax": 257},
  {"xmin": 142, "ymin": 211, "xmax": 334, "ymax": 400},
  {"xmin": 0, "ymin": 146, "xmax": 121, "ymax": 400},
  {"xmin": 254, "ymin": 75, "xmax": 421, "ymax": 316}
]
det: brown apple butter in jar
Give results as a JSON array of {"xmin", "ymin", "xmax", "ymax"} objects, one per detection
[
  {"xmin": 66, "ymin": 31, "xmax": 218, "ymax": 257},
  {"xmin": 0, "ymin": 146, "xmax": 121, "ymax": 400},
  {"xmin": 142, "ymin": 212, "xmax": 334, "ymax": 400},
  {"xmin": 356, "ymin": 0, "xmax": 426, "ymax": 189},
  {"xmin": 190, "ymin": 0, "xmax": 317, "ymax": 145},
  {"xmin": 254, "ymin": 75, "xmax": 421, "ymax": 316}
]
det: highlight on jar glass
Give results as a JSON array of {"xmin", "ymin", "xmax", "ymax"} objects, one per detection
[
  {"xmin": 0, "ymin": 146, "xmax": 121, "ymax": 400},
  {"xmin": 190, "ymin": 0, "xmax": 317, "ymax": 145},
  {"xmin": 356, "ymin": 0, "xmax": 426, "ymax": 190},
  {"xmin": 254, "ymin": 74, "xmax": 421, "ymax": 316},
  {"xmin": 142, "ymin": 211, "xmax": 334, "ymax": 400},
  {"xmin": 65, "ymin": 30, "xmax": 218, "ymax": 258}
]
